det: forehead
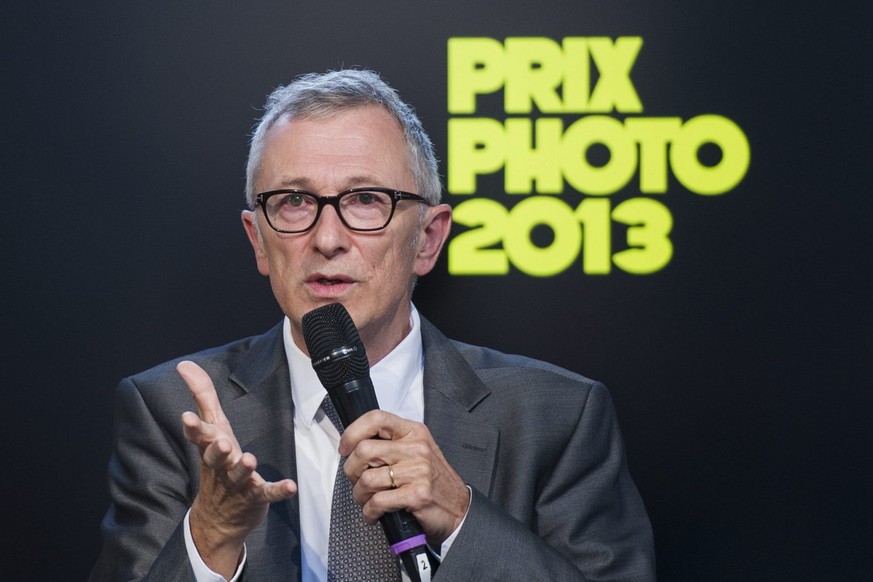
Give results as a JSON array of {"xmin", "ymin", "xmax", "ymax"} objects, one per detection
[{"xmin": 258, "ymin": 105, "xmax": 414, "ymax": 191}]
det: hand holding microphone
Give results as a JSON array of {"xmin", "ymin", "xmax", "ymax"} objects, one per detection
[{"xmin": 302, "ymin": 303, "xmax": 470, "ymax": 580}]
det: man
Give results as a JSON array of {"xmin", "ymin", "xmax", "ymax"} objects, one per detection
[{"xmin": 91, "ymin": 69, "xmax": 655, "ymax": 581}]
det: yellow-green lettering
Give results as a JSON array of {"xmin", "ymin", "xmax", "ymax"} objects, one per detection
[
  {"xmin": 505, "ymin": 197, "xmax": 581, "ymax": 277},
  {"xmin": 448, "ymin": 118, "xmax": 506, "ymax": 194},
  {"xmin": 561, "ymin": 116, "xmax": 637, "ymax": 195},
  {"xmin": 671, "ymin": 115, "xmax": 750, "ymax": 195},
  {"xmin": 448, "ymin": 198, "xmax": 510, "ymax": 275},
  {"xmin": 588, "ymin": 37, "xmax": 643, "ymax": 113},
  {"xmin": 448, "ymin": 37, "xmax": 506, "ymax": 114},
  {"xmin": 505, "ymin": 118, "xmax": 564, "ymax": 193}
]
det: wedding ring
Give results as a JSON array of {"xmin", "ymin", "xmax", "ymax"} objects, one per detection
[{"xmin": 388, "ymin": 465, "xmax": 398, "ymax": 489}]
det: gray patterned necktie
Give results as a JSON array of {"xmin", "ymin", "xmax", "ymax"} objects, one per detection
[{"xmin": 321, "ymin": 396, "xmax": 402, "ymax": 581}]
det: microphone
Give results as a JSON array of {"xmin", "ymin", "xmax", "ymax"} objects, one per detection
[{"xmin": 301, "ymin": 302, "xmax": 438, "ymax": 582}]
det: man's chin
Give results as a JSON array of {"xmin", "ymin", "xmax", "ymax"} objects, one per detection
[{"xmin": 286, "ymin": 296, "xmax": 358, "ymax": 326}]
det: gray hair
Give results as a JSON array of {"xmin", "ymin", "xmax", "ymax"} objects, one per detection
[{"xmin": 245, "ymin": 69, "xmax": 442, "ymax": 208}]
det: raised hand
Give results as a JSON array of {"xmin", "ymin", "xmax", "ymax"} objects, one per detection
[{"xmin": 177, "ymin": 360, "xmax": 297, "ymax": 578}]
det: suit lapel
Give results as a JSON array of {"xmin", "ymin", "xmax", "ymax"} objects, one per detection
[
  {"xmin": 223, "ymin": 323, "xmax": 302, "ymax": 578},
  {"xmin": 225, "ymin": 323, "xmax": 297, "ymax": 480},
  {"xmin": 420, "ymin": 318, "xmax": 499, "ymax": 497}
]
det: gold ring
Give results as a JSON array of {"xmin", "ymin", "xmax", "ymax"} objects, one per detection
[{"xmin": 388, "ymin": 465, "xmax": 398, "ymax": 489}]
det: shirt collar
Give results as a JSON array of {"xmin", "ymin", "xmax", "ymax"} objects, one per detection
[{"xmin": 284, "ymin": 305, "xmax": 424, "ymax": 428}]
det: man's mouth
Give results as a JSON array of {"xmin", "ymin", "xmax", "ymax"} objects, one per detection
[
  {"xmin": 317, "ymin": 277, "xmax": 344, "ymax": 286},
  {"xmin": 307, "ymin": 274, "xmax": 354, "ymax": 291}
]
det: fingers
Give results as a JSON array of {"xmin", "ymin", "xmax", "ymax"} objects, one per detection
[
  {"xmin": 177, "ymin": 360, "xmax": 296, "ymax": 498},
  {"xmin": 181, "ymin": 410, "xmax": 213, "ymax": 446},
  {"xmin": 338, "ymin": 410, "xmax": 424, "ymax": 487},
  {"xmin": 352, "ymin": 454, "xmax": 428, "ymax": 505},
  {"xmin": 387, "ymin": 464, "xmax": 398, "ymax": 490},
  {"xmin": 177, "ymin": 360, "xmax": 230, "ymax": 428},
  {"xmin": 344, "ymin": 437, "xmax": 431, "ymax": 483},
  {"xmin": 338, "ymin": 409, "xmax": 414, "ymax": 457},
  {"xmin": 178, "ymin": 360, "xmax": 244, "ymax": 467},
  {"xmin": 338, "ymin": 411, "xmax": 470, "ymax": 543},
  {"xmin": 223, "ymin": 452, "xmax": 298, "ymax": 502},
  {"xmin": 356, "ymin": 463, "xmax": 401, "ymax": 494},
  {"xmin": 203, "ymin": 435, "xmax": 239, "ymax": 470},
  {"xmin": 261, "ymin": 478, "xmax": 299, "ymax": 503},
  {"xmin": 197, "ymin": 445, "xmax": 297, "ymax": 503}
]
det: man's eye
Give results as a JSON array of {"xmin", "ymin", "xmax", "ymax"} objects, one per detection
[
  {"xmin": 281, "ymin": 194, "xmax": 307, "ymax": 207},
  {"xmin": 355, "ymin": 192, "xmax": 377, "ymax": 205}
]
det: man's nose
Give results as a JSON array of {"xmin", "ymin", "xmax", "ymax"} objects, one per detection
[{"xmin": 310, "ymin": 203, "xmax": 349, "ymax": 254}]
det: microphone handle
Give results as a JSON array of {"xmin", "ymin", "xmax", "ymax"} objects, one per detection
[{"xmin": 328, "ymin": 377, "xmax": 439, "ymax": 581}]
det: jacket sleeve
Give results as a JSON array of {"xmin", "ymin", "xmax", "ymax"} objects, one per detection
[
  {"xmin": 89, "ymin": 375, "xmax": 198, "ymax": 581},
  {"xmin": 434, "ymin": 383, "xmax": 656, "ymax": 581}
]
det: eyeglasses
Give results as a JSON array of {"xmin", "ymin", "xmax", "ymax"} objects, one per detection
[{"xmin": 255, "ymin": 187, "xmax": 430, "ymax": 234}]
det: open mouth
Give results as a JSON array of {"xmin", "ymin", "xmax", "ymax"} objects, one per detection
[
  {"xmin": 317, "ymin": 278, "xmax": 345, "ymax": 286},
  {"xmin": 308, "ymin": 274, "xmax": 353, "ymax": 290}
]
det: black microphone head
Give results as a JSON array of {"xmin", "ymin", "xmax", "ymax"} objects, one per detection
[{"xmin": 301, "ymin": 303, "xmax": 369, "ymax": 388}]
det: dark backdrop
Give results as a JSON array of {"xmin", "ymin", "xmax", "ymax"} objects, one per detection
[{"xmin": 4, "ymin": 1, "xmax": 871, "ymax": 580}]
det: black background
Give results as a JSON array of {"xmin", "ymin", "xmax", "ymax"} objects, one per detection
[{"xmin": 3, "ymin": 1, "xmax": 871, "ymax": 580}]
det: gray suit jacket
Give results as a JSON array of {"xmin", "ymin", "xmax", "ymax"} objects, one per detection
[{"xmin": 91, "ymin": 317, "xmax": 655, "ymax": 581}]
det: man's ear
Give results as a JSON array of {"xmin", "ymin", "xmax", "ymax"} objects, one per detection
[
  {"xmin": 414, "ymin": 204, "xmax": 453, "ymax": 277},
  {"xmin": 241, "ymin": 210, "xmax": 270, "ymax": 276}
]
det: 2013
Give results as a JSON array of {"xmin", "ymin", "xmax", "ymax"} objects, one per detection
[{"xmin": 447, "ymin": 196, "xmax": 672, "ymax": 276}]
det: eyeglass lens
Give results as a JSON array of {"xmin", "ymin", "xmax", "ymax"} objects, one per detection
[{"xmin": 264, "ymin": 190, "xmax": 396, "ymax": 232}]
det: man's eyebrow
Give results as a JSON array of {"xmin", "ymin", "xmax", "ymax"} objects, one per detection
[
  {"xmin": 274, "ymin": 177, "xmax": 312, "ymax": 190},
  {"xmin": 343, "ymin": 175, "xmax": 384, "ymax": 188}
]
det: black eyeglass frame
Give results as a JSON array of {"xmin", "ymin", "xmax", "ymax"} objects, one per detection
[{"xmin": 254, "ymin": 187, "xmax": 430, "ymax": 234}]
